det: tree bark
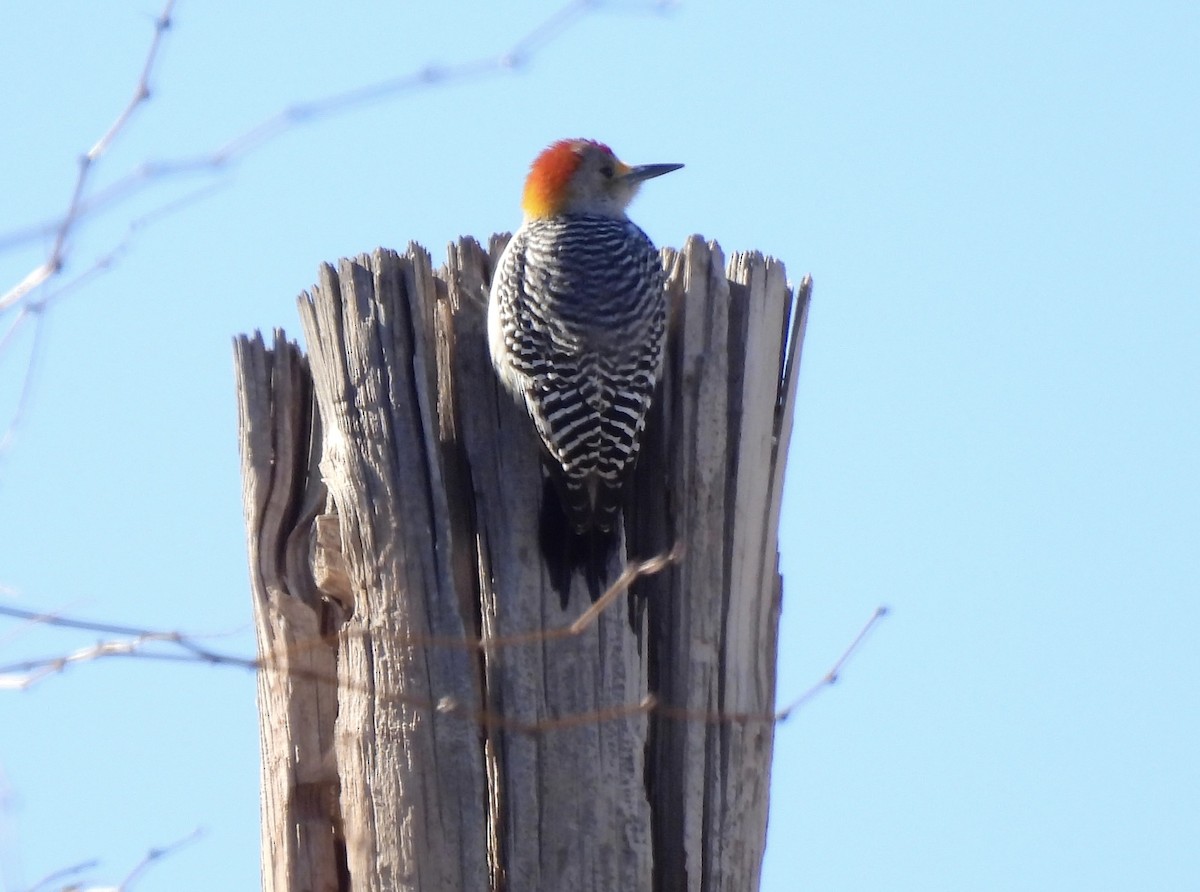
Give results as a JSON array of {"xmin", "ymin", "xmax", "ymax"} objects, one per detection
[
  {"xmin": 235, "ymin": 332, "xmax": 342, "ymax": 892},
  {"xmin": 235, "ymin": 235, "xmax": 810, "ymax": 892}
]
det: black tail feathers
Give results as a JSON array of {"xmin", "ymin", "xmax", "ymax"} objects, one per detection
[{"xmin": 539, "ymin": 476, "xmax": 619, "ymax": 609}]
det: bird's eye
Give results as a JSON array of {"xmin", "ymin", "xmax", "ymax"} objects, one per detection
[{"xmin": 600, "ymin": 164, "xmax": 615, "ymax": 179}]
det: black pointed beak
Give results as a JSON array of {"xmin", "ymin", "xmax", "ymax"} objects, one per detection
[{"xmin": 623, "ymin": 163, "xmax": 684, "ymax": 183}]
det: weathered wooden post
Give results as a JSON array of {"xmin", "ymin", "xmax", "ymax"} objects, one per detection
[{"xmin": 235, "ymin": 235, "xmax": 809, "ymax": 892}]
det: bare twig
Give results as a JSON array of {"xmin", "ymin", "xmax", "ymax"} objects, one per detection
[
  {"xmin": 444, "ymin": 603, "xmax": 891, "ymax": 732},
  {"xmin": 23, "ymin": 858, "xmax": 100, "ymax": 892},
  {"xmin": 34, "ymin": 181, "xmax": 227, "ymax": 311},
  {"xmin": 0, "ymin": 1, "xmax": 176, "ymax": 455},
  {"xmin": 0, "ymin": 181, "xmax": 226, "ymax": 451},
  {"xmin": 0, "ymin": 594, "xmax": 889, "ymax": 733},
  {"xmin": 112, "ymin": 828, "xmax": 202, "ymax": 891},
  {"xmin": 0, "ymin": 0, "xmax": 677, "ymax": 451},
  {"xmin": 775, "ymin": 605, "xmax": 890, "ymax": 720},
  {"xmin": 0, "ymin": 1, "xmax": 176, "ymax": 311},
  {"xmin": 21, "ymin": 828, "xmax": 201, "ymax": 892},
  {"xmin": 0, "ymin": 542, "xmax": 686, "ymax": 690},
  {"xmin": 0, "ymin": 604, "xmax": 259, "ymax": 690},
  {"xmin": 415, "ymin": 542, "xmax": 685, "ymax": 654},
  {"xmin": 0, "ymin": 0, "xmax": 675, "ymax": 264}
]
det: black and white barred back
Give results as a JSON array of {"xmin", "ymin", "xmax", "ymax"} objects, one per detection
[{"xmin": 488, "ymin": 213, "xmax": 667, "ymax": 535}]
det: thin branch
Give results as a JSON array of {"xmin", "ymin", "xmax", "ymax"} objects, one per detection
[
  {"xmin": 0, "ymin": 182, "xmax": 224, "ymax": 451},
  {"xmin": 443, "ymin": 605, "xmax": 890, "ymax": 732},
  {"xmin": 0, "ymin": 0, "xmax": 676, "ymax": 452},
  {"xmin": 70, "ymin": 0, "xmax": 673, "ymax": 223},
  {"xmin": 23, "ymin": 859, "xmax": 99, "ymax": 892},
  {"xmin": 774, "ymin": 605, "xmax": 890, "ymax": 721},
  {"xmin": 0, "ymin": 1, "xmax": 175, "ymax": 311},
  {"xmin": 0, "ymin": 0, "xmax": 674, "ymax": 260},
  {"xmin": 35, "ymin": 181, "xmax": 227, "ymax": 312},
  {"xmin": 87, "ymin": 7, "xmax": 174, "ymax": 161},
  {"xmin": 414, "ymin": 542, "xmax": 685, "ymax": 654},
  {"xmin": 112, "ymin": 828, "xmax": 202, "ymax": 891},
  {"xmin": 0, "ymin": 604, "xmax": 260, "ymax": 689},
  {"xmin": 0, "ymin": 603, "xmax": 199, "ymax": 640},
  {"xmin": 0, "ymin": 596, "xmax": 888, "ymax": 733},
  {"xmin": 0, "ymin": 541, "xmax": 686, "ymax": 689},
  {"xmin": 21, "ymin": 828, "xmax": 201, "ymax": 892}
]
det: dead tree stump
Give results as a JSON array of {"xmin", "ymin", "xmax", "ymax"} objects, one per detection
[{"xmin": 235, "ymin": 235, "xmax": 810, "ymax": 892}]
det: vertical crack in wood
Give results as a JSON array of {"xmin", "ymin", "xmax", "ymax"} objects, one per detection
[{"xmin": 235, "ymin": 330, "xmax": 344, "ymax": 892}]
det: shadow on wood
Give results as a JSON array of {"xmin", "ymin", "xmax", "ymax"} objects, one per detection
[{"xmin": 234, "ymin": 236, "xmax": 810, "ymax": 892}]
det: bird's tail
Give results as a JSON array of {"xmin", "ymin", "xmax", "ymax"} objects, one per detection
[{"xmin": 539, "ymin": 475, "xmax": 619, "ymax": 609}]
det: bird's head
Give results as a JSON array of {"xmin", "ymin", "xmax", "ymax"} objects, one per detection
[{"xmin": 520, "ymin": 139, "xmax": 682, "ymax": 219}]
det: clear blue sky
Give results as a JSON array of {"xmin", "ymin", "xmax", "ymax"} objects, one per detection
[{"xmin": 3, "ymin": 1, "xmax": 1197, "ymax": 889}]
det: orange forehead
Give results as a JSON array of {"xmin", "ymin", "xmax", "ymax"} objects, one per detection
[{"xmin": 522, "ymin": 139, "xmax": 614, "ymax": 217}]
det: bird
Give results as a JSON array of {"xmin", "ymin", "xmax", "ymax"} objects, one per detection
[{"xmin": 487, "ymin": 138, "xmax": 681, "ymax": 600}]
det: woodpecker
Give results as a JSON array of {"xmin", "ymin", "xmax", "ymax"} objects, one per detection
[{"xmin": 488, "ymin": 139, "xmax": 681, "ymax": 595}]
